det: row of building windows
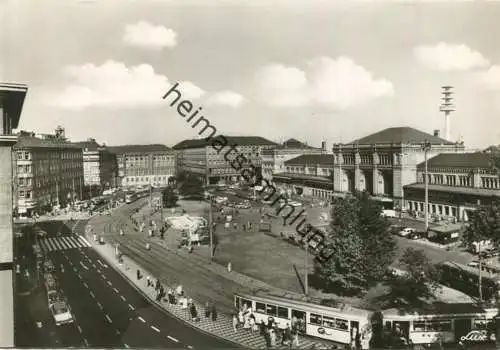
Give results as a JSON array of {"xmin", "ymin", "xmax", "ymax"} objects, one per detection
[{"xmin": 421, "ymin": 173, "xmax": 500, "ymax": 189}]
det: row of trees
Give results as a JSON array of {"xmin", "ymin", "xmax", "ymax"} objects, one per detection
[{"xmin": 161, "ymin": 171, "xmax": 205, "ymax": 208}]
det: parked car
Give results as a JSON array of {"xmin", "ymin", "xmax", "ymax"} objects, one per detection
[{"xmin": 399, "ymin": 227, "xmax": 416, "ymax": 237}]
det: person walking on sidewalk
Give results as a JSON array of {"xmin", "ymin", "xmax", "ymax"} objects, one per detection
[
  {"xmin": 204, "ymin": 301, "xmax": 211, "ymax": 318},
  {"xmin": 232, "ymin": 314, "xmax": 239, "ymax": 332},
  {"xmin": 211, "ymin": 304, "xmax": 217, "ymax": 322},
  {"xmin": 146, "ymin": 276, "xmax": 151, "ymax": 287}
]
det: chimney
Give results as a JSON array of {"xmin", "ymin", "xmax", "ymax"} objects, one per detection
[
  {"xmin": 321, "ymin": 141, "xmax": 327, "ymax": 153},
  {"xmin": 433, "ymin": 130, "xmax": 440, "ymax": 137}
]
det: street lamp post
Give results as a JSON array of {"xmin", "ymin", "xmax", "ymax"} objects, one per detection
[
  {"xmin": 304, "ymin": 240, "xmax": 309, "ymax": 296},
  {"xmin": 209, "ymin": 195, "xmax": 213, "ymax": 260},
  {"xmin": 422, "ymin": 141, "xmax": 432, "ymax": 232}
]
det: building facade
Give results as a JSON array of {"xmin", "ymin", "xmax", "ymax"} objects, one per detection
[
  {"xmin": 75, "ymin": 138, "xmax": 118, "ymax": 190},
  {"xmin": 108, "ymin": 144, "xmax": 175, "ymax": 188},
  {"xmin": 0, "ymin": 82, "xmax": 28, "ymax": 347},
  {"xmin": 272, "ymin": 154, "xmax": 334, "ymax": 200},
  {"xmin": 404, "ymin": 152, "xmax": 500, "ymax": 222},
  {"xmin": 173, "ymin": 136, "xmax": 276, "ymax": 185},
  {"xmin": 262, "ymin": 138, "xmax": 326, "ymax": 181},
  {"xmin": 13, "ymin": 129, "xmax": 84, "ymax": 215},
  {"xmin": 332, "ymin": 127, "xmax": 466, "ymax": 210}
]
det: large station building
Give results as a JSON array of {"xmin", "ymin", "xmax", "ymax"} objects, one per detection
[
  {"xmin": 404, "ymin": 152, "xmax": 500, "ymax": 222},
  {"xmin": 332, "ymin": 127, "xmax": 466, "ymax": 210}
]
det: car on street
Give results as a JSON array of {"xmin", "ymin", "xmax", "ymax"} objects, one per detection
[{"xmin": 398, "ymin": 227, "xmax": 416, "ymax": 237}]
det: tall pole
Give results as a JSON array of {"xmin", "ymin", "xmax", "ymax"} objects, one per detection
[
  {"xmin": 304, "ymin": 241, "xmax": 309, "ymax": 296},
  {"xmin": 423, "ymin": 141, "xmax": 431, "ymax": 232},
  {"xmin": 72, "ymin": 178, "xmax": 75, "ymax": 205},
  {"xmin": 479, "ymin": 243, "xmax": 483, "ymax": 302},
  {"xmin": 79, "ymin": 177, "xmax": 83, "ymax": 202},
  {"xmin": 209, "ymin": 195, "xmax": 213, "ymax": 260},
  {"xmin": 56, "ymin": 180, "xmax": 59, "ymax": 206}
]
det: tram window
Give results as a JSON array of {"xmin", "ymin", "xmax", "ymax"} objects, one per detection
[
  {"xmin": 255, "ymin": 303, "xmax": 266, "ymax": 314},
  {"xmin": 277, "ymin": 307, "xmax": 289, "ymax": 319},
  {"xmin": 310, "ymin": 313, "xmax": 322, "ymax": 326},
  {"xmin": 427, "ymin": 320, "xmax": 451, "ymax": 332},
  {"xmin": 335, "ymin": 319, "xmax": 349, "ymax": 331},
  {"xmin": 266, "ymin": 304, "xmax": 277, "ymax": 316},
  {"xmin": 322, "ymin": 316, "xmax": 336, "ymax": 328},
  {"xmin": 474, "ymin": 319, "xmax": 488, "ymax": 330},
  {"xmin": 413, "ymin": 321, "xmax": 426, "ymax": 332},
  {"xmin": 241, "ymin": 299, "xmax": 252, "ymax": 310}
]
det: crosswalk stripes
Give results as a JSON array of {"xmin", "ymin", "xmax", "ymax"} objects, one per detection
[{"xmin": 38, "ymin": 235, "xmax": 92, "ymax": 253}]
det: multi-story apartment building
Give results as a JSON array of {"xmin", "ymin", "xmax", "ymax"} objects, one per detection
[
  {"xmin": 108, "ymin": 144, "xmax": 175, "ymax": 188},
  {"xmin": 0, "ymin": 82, "xmax": 28, "ymax": 347},
  {"xmin": 261, "ymin": 138, "xmax": 326, "ymax": 181},
  {"xmin": 332, "ymin": 127, "xmax": 466, "ymax": 210},
  {"xmin": 273, "ymin": 154, "xmax": 335, "ymax": 200},
  {"xmin": 404, "ymin": 152, "xmax": 500, "ymax": 222},
  {"xmin": 13, "ymin": 128, "xmax": 84, "ymax": 216},
  {"xmin": 74, "ymin": 138, "xmax": 118, "ymax": 190},
  {"xmin": 173, "ymin": 136, "xmax": 276, "ymax": 185}
]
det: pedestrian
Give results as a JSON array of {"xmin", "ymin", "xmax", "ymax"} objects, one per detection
[
  {"xmin": 146, "ymin": 276, "xmax": 151, "ymax": 287},
  {"xmin": 292, "ymin": 324, "xmax": 300, "ymax": 347},
  {"xmin": 211, "ymin": 304, "xmax": 217, "ymax": 321},
  {"xmin": 227, "ymin": 262, "xmax": 232, "ymax": 273},
  {"xmin": 136, "ymin": 269, "xmax": 141, "ymax": 280},
  {"xmin": 204, "ymin": 301, "xmax": 211, "ymax": 318},
  {"xmin": 190, "ymin": 303, "xmax": 198, "ymax": 322},
  {"xmin": 232, "ymin": 314, "xmax": 238, "ymax": 332}
]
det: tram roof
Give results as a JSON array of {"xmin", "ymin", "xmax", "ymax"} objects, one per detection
[
  {"xmin": 383, "ymin": 302, "xmax": 489, "ymax": 319},
  {"xmin": 237, "ymin": 291, "xmax": 371, "ymax": 318}
]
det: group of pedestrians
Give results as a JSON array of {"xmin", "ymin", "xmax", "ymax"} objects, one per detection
[{"xmin": 231, "ymin": 305, "xmax": 300, "ymax": 349}]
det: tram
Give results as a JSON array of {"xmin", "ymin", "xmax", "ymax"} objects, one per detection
[
  {"xmin": 436, "ymin": 261, "xmax": 500, "ymax": 301},
  {"xmin": 382, "ymin": 304, "xmax": 498, "ymax": 346},
  {"xmin": 234, "ymin": 291, "xmax": 372, "ymax": 348}
]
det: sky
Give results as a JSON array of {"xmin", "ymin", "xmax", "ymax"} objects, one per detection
[{"xmin": 2, "ymin": 0, "xmax": 500, "ymax": 149}]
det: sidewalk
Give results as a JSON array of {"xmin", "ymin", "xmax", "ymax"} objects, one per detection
[{"xmin": 89, "ymin": 236, "xmax": 339, "ymax": 349}]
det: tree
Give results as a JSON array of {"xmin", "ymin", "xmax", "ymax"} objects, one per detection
[
  {"xmin": 162, "ymin": 187, "xmax": 178, "ymax": 208},
  {"xmin": 313, "ymin": 192, "xmax": 396, "ymax": 295},
  {"xmin": 461, "ymin": 201, "xmax": 500, "ymax": 301},
  {"xmin": 388, "ymin": 248, "xmax": 440, "ymax": 307},
  {"xmin": 179, "ymin": 173, "xmax": 204, "ymax": 197}
]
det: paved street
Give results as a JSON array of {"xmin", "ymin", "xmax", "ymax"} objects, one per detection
[{"xmin": 14, "ymin": 217, "xmax": 237, "ymax": 348}]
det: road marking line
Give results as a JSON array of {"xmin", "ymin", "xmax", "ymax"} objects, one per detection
[
  {"xmin": 151, "ymin": 326, "xmax": 160, "ymax": 333},
  {"xmin": 90, "ymin": 291, "xmax": 95, "ymax": 298},
  {"xmin": 92, "ymin": 264, "xmax": 96, "ymax": 268},
  {"xmin": 124, "ymin": 344, "xmax": 130, "ymax": 348},
  {"xmin": 128, "ymin": 304, "xmax": 135, "ymax": 311},
  {"xmin": 138, "ymin": 316, "xmax": 146, "ymax": 323},
  {"xmin": 167, "ymin": 335, "xmax": 179, "ymax": 343},
  {"xmin": 77, "ymin": 325, "xmax": 82, "ymax": 333},
  {"xmin": 79, "ymin": 261, "xmax": 88, "ymax": 270},
  {"xmin": 73, "ymin": 267, "xmax": 77, "ymax": 272},
  {"xmin": 187, "ymin": 346, "xmax": 193, "ymax": 349},
  {"xmin": 120, "ymin": 295, "xmax": 126, "ymax": 301},
  {"xmin": 69, "ymin": 261, "xmax": 73, "ymax": 266},
  {"xmin": 105, "ymin": 314, "xmax": 112, "ymax": 323},
  {"xmin": 83, "ymin": 282, "xmax": 88, "ymax": 288},
  {"xmin": 107, "ymin": 281, "xmax": 112, "ymax": 286},
  {"xmin": 77, "ymin": 274, "xmax": 82, "ymax": 279},
  {"xmin": 113, "ymin": 287, "xmax": 119, "ymax": 293},
  {"xmin": 97, "ymin": 302, "xmax": 103, "ymax": 310},
  {"xmin": 83, "ymin": 338, "xmax": 89, "ymax": 347},
  {"xmin": 98, "ymin": 259, "xmax": 108, "ymax": 268},
  {"xmin": 97, "ymin": 269, "xmax": 101, "ymax": 273},
  {"xmin": 115, "ymin": 329, "xmax": 120, "ymax": 335}
]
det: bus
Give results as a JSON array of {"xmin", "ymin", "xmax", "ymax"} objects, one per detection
[
  {"xmin": 234, "ymin": 291, "xmax": 372, "ymax": 348},
  {"xmin": 436, "ymin": 260, "xmax": 500, "ymax": 301},
  {"xmin": 125, "ymin": 192, "xmax": 138, "ymax": 204}
]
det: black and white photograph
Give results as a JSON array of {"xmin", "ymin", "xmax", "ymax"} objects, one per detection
[{"xmin": 2, "ymin": 0, "xmax": 500, "ymax": 349}]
